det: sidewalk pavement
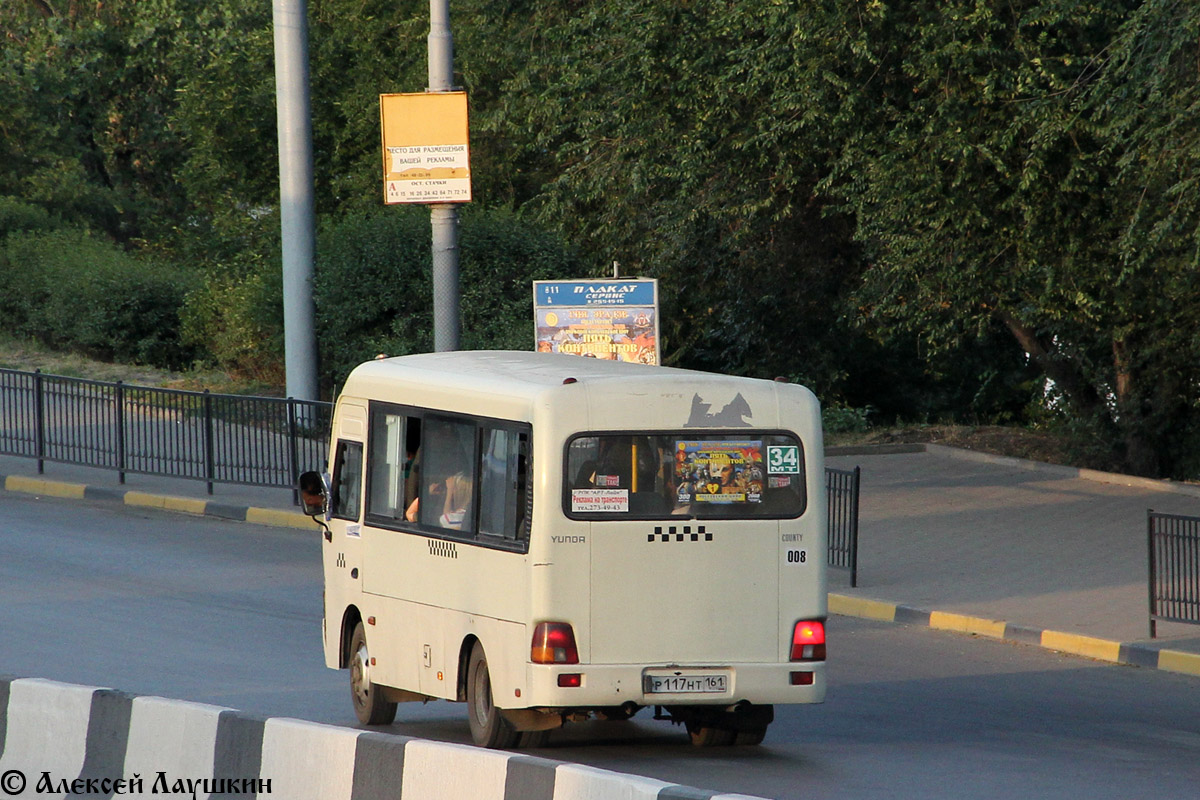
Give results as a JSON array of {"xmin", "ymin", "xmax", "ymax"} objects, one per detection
[
  {"xmin": 5, "ymin": 445, "xmax": 1200, "ymax": 679},
  {"xmin": 826, "ymin": 443, "xmax": 1200, "ymax": 679}
]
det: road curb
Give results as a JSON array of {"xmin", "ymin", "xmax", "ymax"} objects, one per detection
[
  {"xmin": 828, "ymin": 593, "xmax": 1200, "ymax": 680},
  {"xmin": 1, "ymin": 473, "xmax": 312, "ymax": 531}
]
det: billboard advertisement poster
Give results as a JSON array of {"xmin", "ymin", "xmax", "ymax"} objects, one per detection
[
  {"xmin": 379, "ymin": 91, "xmax": 471, "ymax": 205},
  {"xmin": 533, "ymin": 279, "xmax": 660, "ymax": 364}
]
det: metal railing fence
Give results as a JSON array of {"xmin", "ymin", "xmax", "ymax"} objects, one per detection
[
  {"xmin": 0, "ymin": 368, "xmax": 332, "ymax": 496},
  {"xmin": 1148, "ymin": 510, "xmax": 1200, "ymax": 637},
  {"xmin": 826, "ymin": 465, "xmax": 861, "ymax": 587},
  {"xmin": 2, "ymin": 367, "xmax": 866, "ymax": 546}
]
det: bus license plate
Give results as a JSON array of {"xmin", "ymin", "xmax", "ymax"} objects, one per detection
[{"xmin": 644, "ymin": 673, "xmax": 728, "ymax": 694}]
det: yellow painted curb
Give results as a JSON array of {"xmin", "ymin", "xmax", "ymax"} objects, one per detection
[
  {"xmin": 1040, "ymin": 630, "xmax": 1122, "ymax": 663},
  {"xmin": 5, "ymin": 476, "xmax": 86, "ymax": 499},
  {"xmin": 124, "ymin": 492, "xmax": 166, "ymax": 509},
  {"xmin": 246, "ymin": 507, "xmax": 310, "ymax": 529},
  {"xmin": 828, "ymin": 594, "xmax": 896, "ymax": 622},
  {"xmin": 1157, "ymin": 649, "xmax": 1200, "ymax": 678},
  {"xmin": 163, "ymin": 496, "xmax": 209, "ymax": 515},
  {"xmin": 929, "ymin": 611, "xmax": 1007, "ymax": 639}
]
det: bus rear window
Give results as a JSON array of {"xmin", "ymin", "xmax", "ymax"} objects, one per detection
[{"xmin": 564, "ymin": 433, "xmax": 805, "ymax": 519}]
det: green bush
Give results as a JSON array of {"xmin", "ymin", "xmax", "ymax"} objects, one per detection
[
  {"xmin": 314, "ymin": 207, "xmax": 582, "ymax": 385},
  {"xmin": 177, "ymin": 207, "xmax": 583, "ymax": 390},
  {"xmin": 180, "ymin": 267, "xmax": 285, "ymax": 386},
  {"xmin": 0, "ymin": 196, "xmax": 57, "ymax": 239},
  {"xmin": 822, "ymin": 404, "xmax": 873, "ymax": 435},
  {"xmin": 0, "ymin": 228, "xmax": 198, "ymax": 368}
]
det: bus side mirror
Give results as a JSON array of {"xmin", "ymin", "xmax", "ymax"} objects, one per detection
[{"xmin": 298, "ymin": 470, "xmax": 329, "ymax": 518}]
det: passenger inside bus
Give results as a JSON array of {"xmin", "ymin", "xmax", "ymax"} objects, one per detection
[{"xmin": 437, "ymin": 472, "xmax": 473, "ymax": 529}]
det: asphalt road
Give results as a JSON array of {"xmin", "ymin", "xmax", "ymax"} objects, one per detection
[{"xmin": 3, "ymin": 493, "xmax": 1200, "ymax": 799}]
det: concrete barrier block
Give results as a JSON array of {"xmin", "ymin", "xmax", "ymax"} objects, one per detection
[
  {"xmin": 401, "ymin": 739, "xmax": 511, "ymax": 800},
  {"xmin": 503, "ymin": 754, "xmax": 558, "ymax": 800},
  {"xmin": 123, "ymin": 696, "xmax": 229, "ymax": 786},
  {"xmin": 259, "ymin": 717, "xmax": 361, "ymax": 800},
  {"xmin": 551, "ymin": 762, "xmax": 671, "ymax": 800},
  {"xmin": 0, "ymin": 679, "xmax": 98, "ymax": 794},
  {"xmin": 350, "ymin": 731, "xmax": 410, "ymax": 800},
  {"xmin": 75, "ymin": 689, "xmax": 134, "ymax": 790}
]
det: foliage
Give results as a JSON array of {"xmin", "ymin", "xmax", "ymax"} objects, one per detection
[
  {"xmin": 180, "ymin": 266, "xmax": 286, "ymax": 386},
  {"xmin": 5, "ymin": 0, "xmax": 1200, "ymax": 476},
  {"xmin": 811, "ymin": 0, "xmax": 1200, "ymax": 476},
  {"xmin": 0, "ymin": 196, "xmax": 57, "ymax": 239},
  {"xmin": 0, "ymin": 228, "xmax": 198, "ymax": 368},
  {"xmin": 313, "ymin": 207, "xmax": 581, "ymax": 385},
  {"xmin": 822, "ymin": 404, "xmax": 873, "ymax": 435},
  {"xmin": 472, "ymin": 1, "xmax": 861, "ymax": 387}
]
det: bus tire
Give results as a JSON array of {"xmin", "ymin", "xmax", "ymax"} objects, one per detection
[
  {"xmin": 734, "ymin": 726, "xmax": 768, "ymax": 746},
  {"xmin": 686, "ymin": 722, "xmax": 736, "ymax": 747},
  {"xmin": 350, "ymin": 622, "xmax": 397, "ymax": 725},
  {"xmin": 466, "ymin": 641, "xmax": 520, "ymax": 748}
]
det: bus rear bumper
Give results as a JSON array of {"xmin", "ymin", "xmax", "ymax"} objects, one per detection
[{"xmin": 519, "ymin": 662, "xmax": 825, "ymax": 709}]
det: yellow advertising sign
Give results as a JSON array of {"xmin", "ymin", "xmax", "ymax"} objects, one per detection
[{"xmin": 379, "ymin": 91, "xmax": 471, "ymax": 204}]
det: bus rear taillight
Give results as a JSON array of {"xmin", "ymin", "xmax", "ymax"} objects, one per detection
[
  {"xmin": 531, "ymin": 622, "xmax": 580, "ymax": 664},
  {"xmin": 791, "ymin": 620, "xmax": 826, "ymax": 661}
]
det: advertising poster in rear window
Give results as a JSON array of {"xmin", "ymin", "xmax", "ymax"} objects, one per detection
[{"xmin": 674, "ymin": 440, "xmax": 764, "ymax": 505}]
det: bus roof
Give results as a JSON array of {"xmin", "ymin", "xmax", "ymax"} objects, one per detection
[
  {"xmin": 341, "ymin": 351, "xmax": 818, "ymax": 431},
  {"xmin": 347, "ymin": 350, "xmax": 777, "ymax": 393}
]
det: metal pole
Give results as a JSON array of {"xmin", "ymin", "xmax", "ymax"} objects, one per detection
[
  {"xmin": 204, "ymin": 390, "xmax": 215, "ymax": 496},
  {"xmin": 273, "ymin": 0, "xmax": 320, "ymax": 399},
  {"xmin": 116, "ymin": 380, "xmax": 126, "ymax": 485},
  {"xmin": 428, "ymin": 0, "xmax": 461, "ymax": 352},
  {"xmin": 288, "ymin": 398, "xmax": 301, "ymax": 507},
  {"xmin": 1148, "ymin": 510, "xmax": 1157, "ymax": 638},
  {"xmin": 850, "ymin": 465, "xmax": 861, "ymax": 588},
  {"xmin": 34, "ymin": 369, "xmax": 44, "ymax": 474}
]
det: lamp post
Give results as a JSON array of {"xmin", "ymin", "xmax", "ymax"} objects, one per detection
[
  {"xmin": 427, "ymin": 0, "xmax": 461, "ymax": 352},
  {"xmin": 273, "ymin": 0, "xmax": 319, "ymax": 400}
]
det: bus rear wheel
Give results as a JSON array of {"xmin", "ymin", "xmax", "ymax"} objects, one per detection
[
  {"xmin": 466, "ymin": 641, "xmax": 520, "ymax": 748},
  {"xmin": 350, "ymin": 622, "xmax": 397, "ymax": 725},
  {"xmin": 686, "ymin": 721, "xmax": 736, "ymax": 747}
]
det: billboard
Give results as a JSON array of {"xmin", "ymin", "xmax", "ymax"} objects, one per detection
[
  {"xmin": 379, "ymin": 91, "xmax": 471, "ymax": 204},
  {"xmin": 533, "ymin": 279, "xmax": 660, "ymax": 364}
]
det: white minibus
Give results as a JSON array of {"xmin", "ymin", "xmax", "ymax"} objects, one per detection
[{"xmin": 299, "ymin": 350, "xmax": 826, "ymax": 747}]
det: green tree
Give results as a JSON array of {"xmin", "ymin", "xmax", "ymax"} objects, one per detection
[
  {"xmin": 313, "ymin": 207, "xmax": 581, "ymax": 385},
  {"xmin": 0, "ymin": 0, "xmax": 195, "ymax": 243},
  {"xmin": 470, "ymin": 0, "xmax": 867, "ymax": 394},
  {"xmin": 818, "ymin": 0, "xmax": 1200, "ymax": 474}
]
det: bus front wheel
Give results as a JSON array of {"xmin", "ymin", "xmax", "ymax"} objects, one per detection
[
  {"xmin": 466, "ymin": 641, "xmax": 520, "ymax": 748},
  {"xmin": 350, "ymin": 622, "xmax": 397, "ymax": 725}
]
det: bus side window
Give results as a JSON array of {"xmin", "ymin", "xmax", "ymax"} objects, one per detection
[
  {"xmin": 330, "ymin": 440, "xmax": 363, "ymax": 521},
  {"xmin": 368, "ymin": 409, "xmax": 414, "ymax": 521},
  {"xmin": 419, "ymin": 417, "xmax": 477, "ymax": 533},
  {"xmin": 479, "ymin": 427, "xmax": 530, "ymax": 541}
]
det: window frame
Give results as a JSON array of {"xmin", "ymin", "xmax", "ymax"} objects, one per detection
[
  {"xmin": 364, "ymin": 401, "xmax": 533, "ymax": 554},
  {"xmin": 329, "ymin": 439, "xmax": 364, "ymax": 522},
  {"xmin": 561, "ymin": 429, "xmax": 807, "ymax": 521}
]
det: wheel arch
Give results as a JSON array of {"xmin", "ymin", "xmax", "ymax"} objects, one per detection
[
  {"xmin": 455, "ymin": 634, "xmax": 480, "ymax": 702},
  {"xmin": 339, "ymin": 605, "xmax": 363, "ymax": 669}
]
